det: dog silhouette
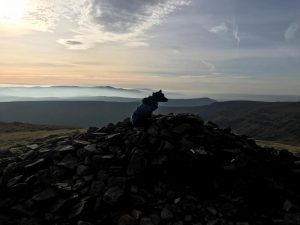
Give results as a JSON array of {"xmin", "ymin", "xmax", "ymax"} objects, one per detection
[{"xmin": 131, "ymin": 90, "xmax": 168, "ymax": 126}]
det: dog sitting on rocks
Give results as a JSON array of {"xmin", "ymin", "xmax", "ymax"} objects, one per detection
[{"xmin": 131, "ymin": 90, "xmax": 168, "ymax": 126}]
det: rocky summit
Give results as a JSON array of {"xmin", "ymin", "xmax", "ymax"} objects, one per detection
[{"xmin": 0, "ymin": 114, "xmax": 300, "ymax": 225}]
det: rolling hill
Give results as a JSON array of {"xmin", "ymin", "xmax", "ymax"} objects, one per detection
[
  {"xmin": 159, "ymin": 101, "xmax": 300, "ymax": 144},
  {"xmin": 0, "ymin": 100, "xmax": 299, "ymax": 144}
]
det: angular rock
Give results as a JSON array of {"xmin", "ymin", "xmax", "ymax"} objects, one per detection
[
  {"xmin": 118, "ymin": 214, "xmax": 135, "ymax": 225},
  {"xmin": 26, "ymin": 144, "xmax": 39, "ymax": 150},
  {"xmin": 173, "ymin": 123, "xmax": 194, "ymax": 134},
  {"xmin": 7, "ymin": 175, "xmax": 23, "ymax": 188},
  {"xmin": 140, "ymin": 217, "xmax": 154, "ymax": 225},
  {"xmin": 89, "ymin": 181, "xmax": 105, "ymax": 197},
  {"xmin": 56, "ymin": 145, "xmax": 75, "ymax": 153},
  {"xmin": 78, "ymin": 221, "xmax": 94, "ymax": 225},
  {"xmin": 103, "ymin": 186, "xmax": 124, "ymax": 205},
  {"xmin": 127, "ymin": 148, "xmax": 147, "ymax": 176},
  {"xmin": 77, "ymin": 165, "xmax": 89, "ymax": 177},
  {"xmin": 68, "ymin": 198, "xmax": 90, "ymax": 219},
  {"xmin": 32, "ymin": 188, "xmax": 57, "ymax": 202},
  {"xmin": 161, "ymin": 208, "xmax": 173, "ymax": 220},
  {"xmin": 25, "ymin": 158, "xmax": 45, "ymax": 171},
  {"xmin": 0, "ymin": 114, "xmax": 299, "ymax": 225},
  {"xmin": 84, "ymin": 144, "xmax": 97, "ymax": 153},
  {"xmin": 57, "ymin": 154, "xmax": 77, "ymax": 170}
]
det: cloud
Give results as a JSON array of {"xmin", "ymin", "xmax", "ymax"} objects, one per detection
[
  {"xmin": 9, "ymin": 0, "xmax": 189, "ymax": 49},
  {"xmin": 59, "ymin": 0, "xmax": 190, "ymax": 49},
  {"xmin": 285, "ymin": 21, "xmax": 300, "ymax": 41},
  {"xmin": 209, "ymin": 23, "xmax": 228, "ymax": 33},
  {"xmin": 200, "ymin": 60, "xmax": 215, "ymax": 72},
  {"xmin": 232, "ymin": 23, "xmax": 240, "ymax": 48},
  {"xmin": 66, "ymin": 40, "xmax": 83, "ymax": 45},
  {"xmin": 22, "ymin": 0, "xmax": 64, "ymax": 32},
  {"xmin": 208, "ymin": 19, "xmax": 240, "ymax": 48}
]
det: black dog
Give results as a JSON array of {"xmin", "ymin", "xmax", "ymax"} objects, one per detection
[{"xmin": 131, "ymin": 90, "xmax": 168, "ymax": 126}]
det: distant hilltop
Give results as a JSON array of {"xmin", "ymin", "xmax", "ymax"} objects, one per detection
[{"xmin": 0, "ymin": 85, "xmax": 300, "ymax": 102}]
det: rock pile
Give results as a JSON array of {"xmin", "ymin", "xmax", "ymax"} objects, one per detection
[{"xmin": 0, "ymin": 114, "xmax": 300, "ymax": 225}]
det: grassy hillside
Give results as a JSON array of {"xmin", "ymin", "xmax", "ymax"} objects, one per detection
[
  {"xmin": 1, "ymin": 100, "xmax": 300, "ymax": 145},
  {"xmin": 159, "ymin": 101, "xmax": 300, "ymax": 144},
  {"xmin": 0, "ymin": 121, "xmax": 74, "ymax": 133},
  {"xmin": 0, "ymin": 129, "xmax": 83, "ymax": 149},
  {"xmin": 256, "ymin": 140, "xmax": 300, "ymax": 153},
  {"xmin": 0, "ymin": 101, "xmax": 138, "ymax": 127},
  {"xmin": 0, "ymin": 122, "xmax": 82, "ymax": 149}
]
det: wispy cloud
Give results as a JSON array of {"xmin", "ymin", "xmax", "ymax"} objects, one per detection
[
  {"xmin": 58, "ymin": 0, "xmax": 191, "ymax": 49},
  {"xmin": 200, "ymin": 60, "xmax": 216, "ymax": 72},
  {"xmin": 231, "ymin": 21, "xmax": 240, "ymax": 48},
  {"xmin": 209, "ymin": 23, "xmax": 228, "ymax": 33},
  {"xmin": 285, "ymin": 20, "xmax": 300, "ymax": 41},
  {"xmin": 8, "ymin": 0, "xmax": 190, "ymax": 49},
  {"xmin": 208, "ymin": 19, "xmax": 240, "ymax": 48}
]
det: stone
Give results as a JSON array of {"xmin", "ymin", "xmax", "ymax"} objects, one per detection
[
  {"xmin": 0, "ymin": 157, "xmax": 16, "ymax": 167},
  {"xmin": 78, "ymin": 221, "xmax": 94, "ymax": 225},
  {"xmin": 32, "ymin": 188, "xmax": 57, "ymax": 202},
  {"xmin": 173, "ymin": 123, "xmax": 194, "ymax": 134},
  {"xmin": 19, "ymin": 150, "xmax": 36, "ymax": 160},
  {"xmin": 56, "ymin": 145, "xmax": 75, "ymax": 153},
  {"xmin": 73, "ymin": 140, "xmax": 91, "ymax": 147},
  {"xmin": 0, "ymin": 113, "xmax": 299, "ymax": 225},
  {"xmin": 52, "ymin": 183, "xmax": 72, "ymax": 192},
  {"xmin": 68, "ymin": 199, "xmax": 89, "ymax": 219},
  {"xmin": 131, "ymin": 209, "xmax": 142, "ymax": 220},
  {"xmin": 127, "ymin": 148, "xmax": 147, "ymax": 176},
  {"xmin": 106, "ymin": 133, "xmax": 121, "ymax": 140},
  {"xmin": 9, "ymin": 147, "xmax": 24, "ymax": 155},
  {"xmin": 140, "ymin": 217, "xmax": 154, "ymax": 225},
  {"xmin": 9, "ymin": 183, "xmax": 28, "ymax": 194},
  {"xmin": 11, "ymin": 204, "xmax": 38, "ymax": 216},
  {"xmin": 160, "ymin": 208, "xmax": 173, "ymax": 220},
  {"xmin": 184, "ymin": 215, "xmax": 193, "ymax": 222},
  {"xmin": 72, "ymin": 179, "xmax": 86, "ymax": 192},
  {"xmin": 77, "ymin": 165, "xmax": 89, "ymax": 176},
  {"xmin": 7, "ymin": 175, "xmax": 23, "ymax": 187},
  {"xmin": 25, "ymin": 158, "xmax": 45, "ymax": 171},
  {"xmin": 84, "ymin": 144, "xmax": 97, "ymax": 153},
  {"xmin": 89, "ymin": 181, "xmax": 105, "ymax": 197},
  {"xmin": 57, "ymin": 154, "xmax": 77, "ymax": 170},
  {"xmin": 149, "ymin": 213, "xmax": 160, "ymax": 225},
  {"xmin": 283, "ymin": 200, "xmax": 293, "ymax": 212},
  {"xmin": 103, "ymin": 187, "xmax": 124, "ymax": 205},
  {"xmin": 118, "ymin": 214, "xmax": 135, "ymax": 225},
  {"xmin": 26, "ymin": 144, "xmax": 39, "ymax": 150}
]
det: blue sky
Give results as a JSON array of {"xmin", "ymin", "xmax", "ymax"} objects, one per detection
[{"xmin": 0, "ymin": 0, "xmax": 299, "ymax": 95}]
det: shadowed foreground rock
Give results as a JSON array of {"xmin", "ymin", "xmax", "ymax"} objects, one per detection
[{"xmin": 0, "ymin": 114, "xmax": 300, "ymax": 225}]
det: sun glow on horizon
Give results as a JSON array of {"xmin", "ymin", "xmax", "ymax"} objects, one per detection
[{"xmin": 0, "ymin": 0, "xmax": 27, "ymax": 25}]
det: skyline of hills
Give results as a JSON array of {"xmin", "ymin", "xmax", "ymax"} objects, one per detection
[{"xmin": 1, "ymin": 100, "xmax": 300, "ymax": 145}]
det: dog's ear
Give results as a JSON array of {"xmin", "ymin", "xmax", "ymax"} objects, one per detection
[{"xmin": 159, "ymin": 90, "xmax": 162, "ymax": 93}]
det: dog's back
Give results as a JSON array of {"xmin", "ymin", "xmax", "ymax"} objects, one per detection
[
  {"xmin": 131, "ymin": 90, "xmax": 168, "ymax": 126},
  {"xmin": 131, "ymin": 101, "xmax": 158, "ymax": 126}
]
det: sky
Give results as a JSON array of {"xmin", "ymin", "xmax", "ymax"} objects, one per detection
[{"xmin": 0, "ymin": 0, "xmax": 300, "ymax": 96}]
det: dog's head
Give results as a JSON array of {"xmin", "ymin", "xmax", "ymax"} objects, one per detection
[{"xmin": 152, "ymin": 90, "xmax": 168, "ymax": 102}]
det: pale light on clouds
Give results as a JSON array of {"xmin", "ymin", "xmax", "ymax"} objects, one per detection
[
  {"xmin": 209, "ymin": 23, "xmax": 228, "ymax": 33},
  {"xmin": 0, "ymin": 0, "xmax": 300, "ymax": 95},
  {"xmin": 208, "ymin": 20, "xmax": 240, "ymax": 47},
  {"xmin": 0, "ymin": 0, "xmax": 27, "ymax": 25},
  {"xmin": 57, "ymin": 0, "xmax": 191, "ymax": 49},
  {"xmin": 285, "ymin": 20, "xmax": 300, "ymax": 41}
]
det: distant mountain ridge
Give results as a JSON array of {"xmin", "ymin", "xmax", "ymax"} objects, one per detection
[
  {"xmin": 0, "ymin": 100, "xmax": 299, "ymax": 144},
  {"xmin": 0, "ymin": 86, "xmax": 185, "ymax": 101},
  {"xmin": 159, "ymin": 101, "xmax": 300, "ymax": 144}
]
